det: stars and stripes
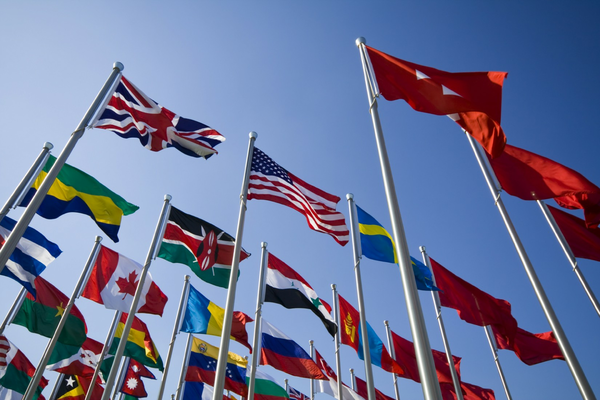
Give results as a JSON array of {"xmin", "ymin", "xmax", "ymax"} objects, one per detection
[{"xmin": 248, "ymin": 148, "xmax": 349, "ymax": 246}]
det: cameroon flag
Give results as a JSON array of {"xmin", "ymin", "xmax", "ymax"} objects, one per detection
[{"xmin": 108, "ymin": 313, "xmax": 163, "ymax": 371}]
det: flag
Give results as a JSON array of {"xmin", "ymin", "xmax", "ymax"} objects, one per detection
[
  {"xmin": 94, "ymin": 75, "xmax": 225, "ymax": 159},
  {"xmin": 47, "ymin": 337, "xmax": 103, "ymax": 379},
  {"xmin": 81, "ymin": 245, "xmax": 168, "ymax": 316},
  {"xmin": 440, "ymin": 382, "xmax": 496, "ymax": 400},
  {"xmin": 248, "ymin": 147, "xmax": 349, "ymax": 246},
  {"xmin": 489, "ymin": 144, "xmax": 600, "ymax": 228},
  {"xmin": 158, "ymin": 206, "xmax": 250, "ymax": 288},
  {"xmin": 429, "ymin": 257, "xmax": 518, "ymax": 345},
  {"xmin": 313, "ymin": 349, "xmax": 364, "ymax": 400},
  {"xmin": 337, "ymin": 294, "xmax": 404, "ymax": 375},
  {"xmin": 19, "ymin": 154, "xmax": 139, "ymax": 242},
  {"xmin": 365, "ymin": 45, "xmax": 507, "ymax": 158},
  {"xmin": 247, "ymin": 369, "xmax": 289, "ymax": 400},
  {"xmin": 0, "ymin": 335, "xmax": 48, "ymax": 400},
  {"xmin": 287, "ymin": 386, "xmax": 310, "ymax": 400},
  {"xmin": 354, "ymin": 376, "xmax": 394, "ymax": 400},
  {"xmin": 390, "ymin": 330, "xmax": 461, "ymax": 384},
  {"xmin": 180, "ymin": 283, "xmax": 253, "ymax": 352},
  {"xmin": 109, "ymin": 313, "xmax": 163, "ymax": 371},
  {"xmin": 53, "ymin": 374, "xmax": 103, "ymax": 400},
  {"xmin": 491, "ymin": 325, "xmax": 564, "ymax": 366},
  {"xmin": 183, "ymin": 382, "xmax": 215, "ymax": 400},
  {"xmin": 259, "ymin": 319, "xmax": 326, "ymax": 380},
  {"xmin": 185, "ymin": 337, "xmax": 248, "ymax": 397},
  {"xmin": 264, "ymin": 252, "xmax": 337, "ymax": 336},
  {"xmin": 0, "ymin": 386, "xmax": 45, "ymax": 400},
  {"xmin": 0, "ymin": 215, "xmax": 62, "ymax": 297},
  {"xmin": 547, "ymin": 205, "xmax": 600, "ymax": 262},
  {"xmin": 12, "ymin": 276, "xmax": 87, "ymax": 347},
  {"xmin": 355, "ymin": 205, "xmax": 438, "ymax": 291},
  {"xmin": 119, "ymin": 358, "xmax": 156, "ymax": 398}
]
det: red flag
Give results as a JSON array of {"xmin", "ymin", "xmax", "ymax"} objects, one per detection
[
  {"xmin": 119, "ymin": 358, "xmax": 156, "ymax": 398},
  {"xmin": 491, "ymin": 325, "xmax": 564, "ymax": 366},
  {"xmin": 555, "ymin": 192, "xmax": 600, "ymax": 229},
  {"xmin": 430, "ymin": 258, "xmax": 518, "ymax": 345},
  {"xmin": 547, "ymin": 205, "xmax": 600, "ymax": 262},
  {"xmin": 441, "ymin": 382, "xmax": 496, "ymax": 400},
  {"xmin": 354, "ymin": 376, "xmax": 394, "ymax": 400},
  {"xmin": 365, "ymin": 45, "xmax": 507, "ymax": 158},
  {"xmin": 390, "ymin": 330, "xmax": 461, "ymax": 384}
]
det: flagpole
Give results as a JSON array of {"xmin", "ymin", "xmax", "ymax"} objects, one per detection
[
  {"xmin": 85, "ymin": 310, "xmax": 122, "ymax": 400},
  {"xmin": 419, "ymin": 247, "xmax": 463, "ymax": 400},
  {"xmin": 0, "ymin": 287, "xmax": 27, "ymax": 335},
  {"xmin": 157, "ymin": 275, "xmax": 191, "ymax": 400},
  {"xmin": 113, "ymin": 357, "xmax": 130, "ymax": 400},
  {"xmin": 101, "ymin": 194, "xmax": 172, "ymax": 400},
  {"xmin": 23, "ymin": 235, "xmax": 103, "ymax": 400},
  {"xmin": 248, "ymin": 241, "xmax": 268, "ymax": 400},
  {"xmin": 537, "ymin": 200, "xmax": 600, "ymax": 317},
  {"xmin": 331, "ymin": 284, "xmax": 344, "ymax": 400},
  {"xmin": 175, "ymin": 333, "xmax": 193, "ymax": 400},
  {"xmin": 212, "ymin": 131, "xmax": 257, "ymax": 400},
  {"xmin": 49, "ymin": 373, "xmax": 64, "ymax": 400},
  {"xmin": 383, "ymin": 321, "xmax": 401, "ymax": 400},
  {"xmin": 0, "ymin": 62, "xmax": 123, "ymax": 276},
  {"xmin": 465, "ymin": 132, "xmax": 596, "ymax": 399},
  {"xmin": 355, "ymin": 37, "xmax": 441, "ymax": 400},
  {"xmin": 0, "ymin": 142, "xmax": 53, "ymax": 222},
  {"xmin": 483, "ymin": 325, "xmax": 512, "ymax": 400},
  {"xmin": 309, "ymin": 340, "xmax": 315, "ymax": 400},
  {"xmin": 346, "ymin": 194, "xmax": 376, "ymax": 400},
  {"xmin": 349, "ymin": 368, "xmax": 356, "ymax": 391}
]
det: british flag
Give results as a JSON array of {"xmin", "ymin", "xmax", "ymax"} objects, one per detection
[
  {"xmin": 94, "ymin": 76, "xmax": 225, "ymax": 159},
  {"xmin": 287, "ymin": 386, "xmax": 310, "ymax": 400}
]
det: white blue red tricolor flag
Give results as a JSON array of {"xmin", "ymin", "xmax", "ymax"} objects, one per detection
[{"xmin": 94, "ymin": 76, "xmax": 225, "ymax": 159}]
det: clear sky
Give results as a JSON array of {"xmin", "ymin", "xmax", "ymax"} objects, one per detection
[{"xmin": 1, "ymin": 2, "xmax": 600, "ymax": 399}]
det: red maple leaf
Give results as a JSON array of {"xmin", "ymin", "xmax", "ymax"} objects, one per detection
[{"xmin": 116, "ymin": 271, "xmax": 139, "ymax": 300}]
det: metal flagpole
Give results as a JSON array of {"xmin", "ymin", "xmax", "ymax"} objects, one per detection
[
  {"xmin": 157, "ymin": 275, "xmax": 191, "ymax": 400},
  {"xmin": 383, "ymin": 321, "xmax": 401, "ymax": 400},
  {"xmin": 212, "ymin": 131, "xmax": 257, "ymax": 400},
  {"xmin": 248, "ymin": 241, "xmax": 268, "ymax": 400},
  {"xmin": 49, "ymin": 373, "xmax": 64, "ymax": 400},
  {"xmin": 355, "ymin": 38, "xmax": 441, "ymax": 400},
  {"xmin": 101, "ymin": 195, "xmax": 172, "ymax": 400},
  {"xmin": 175, "ymin": 333, "xmax": 194, "ymax": 400},
  {"xmin": 465, "ymin": 132, "xmax": 595, "ymax": 399},
  {"xmin": 310, "ymin": 340, "xmax": 315, "ymax": 400},
  {"xmin": 331, "ymin": 284, "xmax": 344, "ymax": 400},
  {"xmin": 349, "ymin": 368, "xmax": 356, "ymax": 391},
  {"xmin": 284, "ymin": 379, "xmax": 289, "ymax": 392},
  {"xmin": 483, "ymin": 325, "xmax": 512, "ymax": 400},
  {"xmin": 419, "ymin": 247, "xmax": 463, "ymax": 400},
  {"xmin": 112, "ymin": 357, "xmax": 130, "ymax": 400},
  {"xmin": 0, "ymin": 62, "xmax": 123, "ymax": 276},
  {"xmin": 537, "ymin": 200, "xmax": 600, "ymax": 317},
  {"xmin": 0, "ymin": 142, "xmax": 53, "ymax": 222},
  {"xmin": 0, "ymin": 287, "xmax": 27, "ymax": 335},
  {"xmin": 346, "ymin": 194, "xmax": 376, "ymax": 400},
  {"xmin": 23, "ymin": 236, "xmax": 103, "ymax": 400},
  {"xmin": 84, "ymin": 310, "xmax": 122, "ymax": 400}
]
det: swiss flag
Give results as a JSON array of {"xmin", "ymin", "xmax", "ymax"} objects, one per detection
[{"xmin": 81, "ymin": 245, "xmax": 168, "ymax": 316}]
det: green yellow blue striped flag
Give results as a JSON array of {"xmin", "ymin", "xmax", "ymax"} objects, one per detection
[
  {"xmin": 19, "ymin": 155, "xmax": 139, "ymax": 242},
  {"xmin": 356, "ymin": 205, "xmax": 438, "ymax": 291}
]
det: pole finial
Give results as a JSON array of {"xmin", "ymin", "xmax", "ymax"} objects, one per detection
[
  {"xmin": 346, "ymin": 193, "xmax": 354, "ymax": 200},
  {"xmin": 419, "ymin": 246, "xmax": 426, "ymax": 253},
  {"xmin": 309, "ymin": 339, "xmax": 314, "ymax": 345},
  {"xmin": 164, "ymin": 194, "xmax": 172, "ymax": 201},
  {"xmin": 113, "ymin": 62, "xmax": 124, "ymax": 72},
  {"xmin": 261, "ymin": 241, "xmax": 268, "ymax": 248},
  {"xmin": 331, "ymin": 283, "xmax": 336, "ymax": 290},
  {"xmin": 43, "ymin": 142, "xmax": 54, "ymax": 150},
  {"xmin": 95, "ymin": 236, "xmax": 103, "ymax": 243},
  {"xmin": 249, "ymin": 131, "xmax": 258, "ymax": 139},
  {"xmin": 356, "ymin": 37, "xmax": 366, "ymax": 46},
  {"xmin": 184, "ymin": 275, "xmax": 190, "ymax": 281},
  {"xmin": 384, "ymin": 320, "xmax": 389, "ymax": 326}
]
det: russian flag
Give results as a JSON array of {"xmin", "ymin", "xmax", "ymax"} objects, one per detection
[{"xmin": 259, "ymin": 320, "xmax": 326, "ymax": 380}]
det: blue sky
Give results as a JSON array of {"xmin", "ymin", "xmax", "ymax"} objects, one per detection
[{"xmin": 1, "ymin": 2, "xmax": 600, "ymax": 399}]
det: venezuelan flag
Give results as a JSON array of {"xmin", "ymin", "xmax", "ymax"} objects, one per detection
[{"xmin": 20, "ymin": 155, "xmax": 138, "ymax": 242}]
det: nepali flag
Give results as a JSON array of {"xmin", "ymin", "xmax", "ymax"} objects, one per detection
[{"xmin": 94, "ymin": 76, "xmax": 225, "ymax": 159}]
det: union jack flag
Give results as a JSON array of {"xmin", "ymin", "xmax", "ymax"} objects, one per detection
[
  {"xmin": 287, "ymin": 386, "xmax": 310, "ymax": 400},
  {"xmin": 94, "ymin": 76, "xmax": 225, "ymax": 159}
]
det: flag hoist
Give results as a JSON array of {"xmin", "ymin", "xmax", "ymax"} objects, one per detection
[{"xmin": 355, "ymin": 38, "xmax": 440, "ymax": 400}]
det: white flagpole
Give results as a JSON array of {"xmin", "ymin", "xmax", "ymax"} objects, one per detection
[
  {"xmin": 49, "ymin": 373, "xmax": 64, "ymax": 400},
  {"xmin": 175, "ymin": 333, "xmax": 194, "ymax": 400},
  {"xmin": 0, "ymin": 62, "xmax": 123, "ymax": 276},
  {"xmin": 157, "ymin": 275, "xmax": 191, "ymax": 400},
  {"xmin": 419, "ymin": 247, "xmax": 463, "ymax": 400},
  {"xmin": 248, "ymin": 242, "xmax": 268, "ymax": 400},
  {"xmin": 112, "ymin": 357, "xmax": 130, "ymax": 400},
  {"xmin": 482, "ymin": 325, "xmax": 512, "ymax": 400},
  {"xmin": 101, "ymin": 194, "xmax": 172, "ymax": 400},
  {"xmin": 382, "ymin": 321, "xmax": 401, "ymax": 400},
  {"xmin": 355, "ymin": 38, "xmax": 441, "ymax": 400},
  {"xmin": 212, "ymin": 131, "xmax": 257, "ymax": 400},
  {"xmin": 310, "ymin": 340, "xmax": 315, "ymax": 400},
  {"xmin": 346, "ymin": 194, "xmax": 376, "ymax": 400},
  {"xmin": 84, "ymin": 310, "xmax": 122, "ymax": 400},
  {"xmin": 465, "ymin": 132, "xmax": 595, "ymax": 399},
  {"xmin": 349, "ymin": 368, "xmax": 356, "ymax": 391},
  {"xmin": 0, "ymin": 142, "xmax": 53, "ymax": 222},
  {"xmin": 537, "ymin": 200, "xmax": 600, "ymax": 317},
  {"xmin": 23, "ymin": 236, "xmax": 103, "ymax": 400},
  {"xmin": 0, "ymin": 287, "xmax": 27, "ymax": 335},
  {"xmin": 331, "ymin": 284, "xmax": 344, "ymax": 400}
]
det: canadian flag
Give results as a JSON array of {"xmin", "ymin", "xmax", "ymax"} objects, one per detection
[{"xmin": 82, "ymin": 245, "xmax": 168, "ymax": 316}]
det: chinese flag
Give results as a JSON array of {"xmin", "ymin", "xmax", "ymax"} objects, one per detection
[{"xmin": 547, "ymin": 205, "xmax": 600, "ymax": 262}]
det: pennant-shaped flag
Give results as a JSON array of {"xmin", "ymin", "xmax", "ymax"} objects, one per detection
[
  {"xmin": 81, "ymin": 245, "xmax": 168, "ymax": 316},
  {"xmin": 119, "ymin": 358, "xmax": 156, "ymax": 398},
  {"xmin": 0, "ymin": 335, "xmax": 48, "ymax": 400}
]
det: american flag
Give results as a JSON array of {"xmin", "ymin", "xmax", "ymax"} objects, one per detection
[
  {"xmin": 288, "ymin": 386, "xmax": 310, "ymax": 400},
  {"xmin": 94, "ymin": 76, "xmax": 225, "ymax": 159},
  {"xmin": 248, "ymin": 148, "xmax": 349, "ymax": 246}
]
